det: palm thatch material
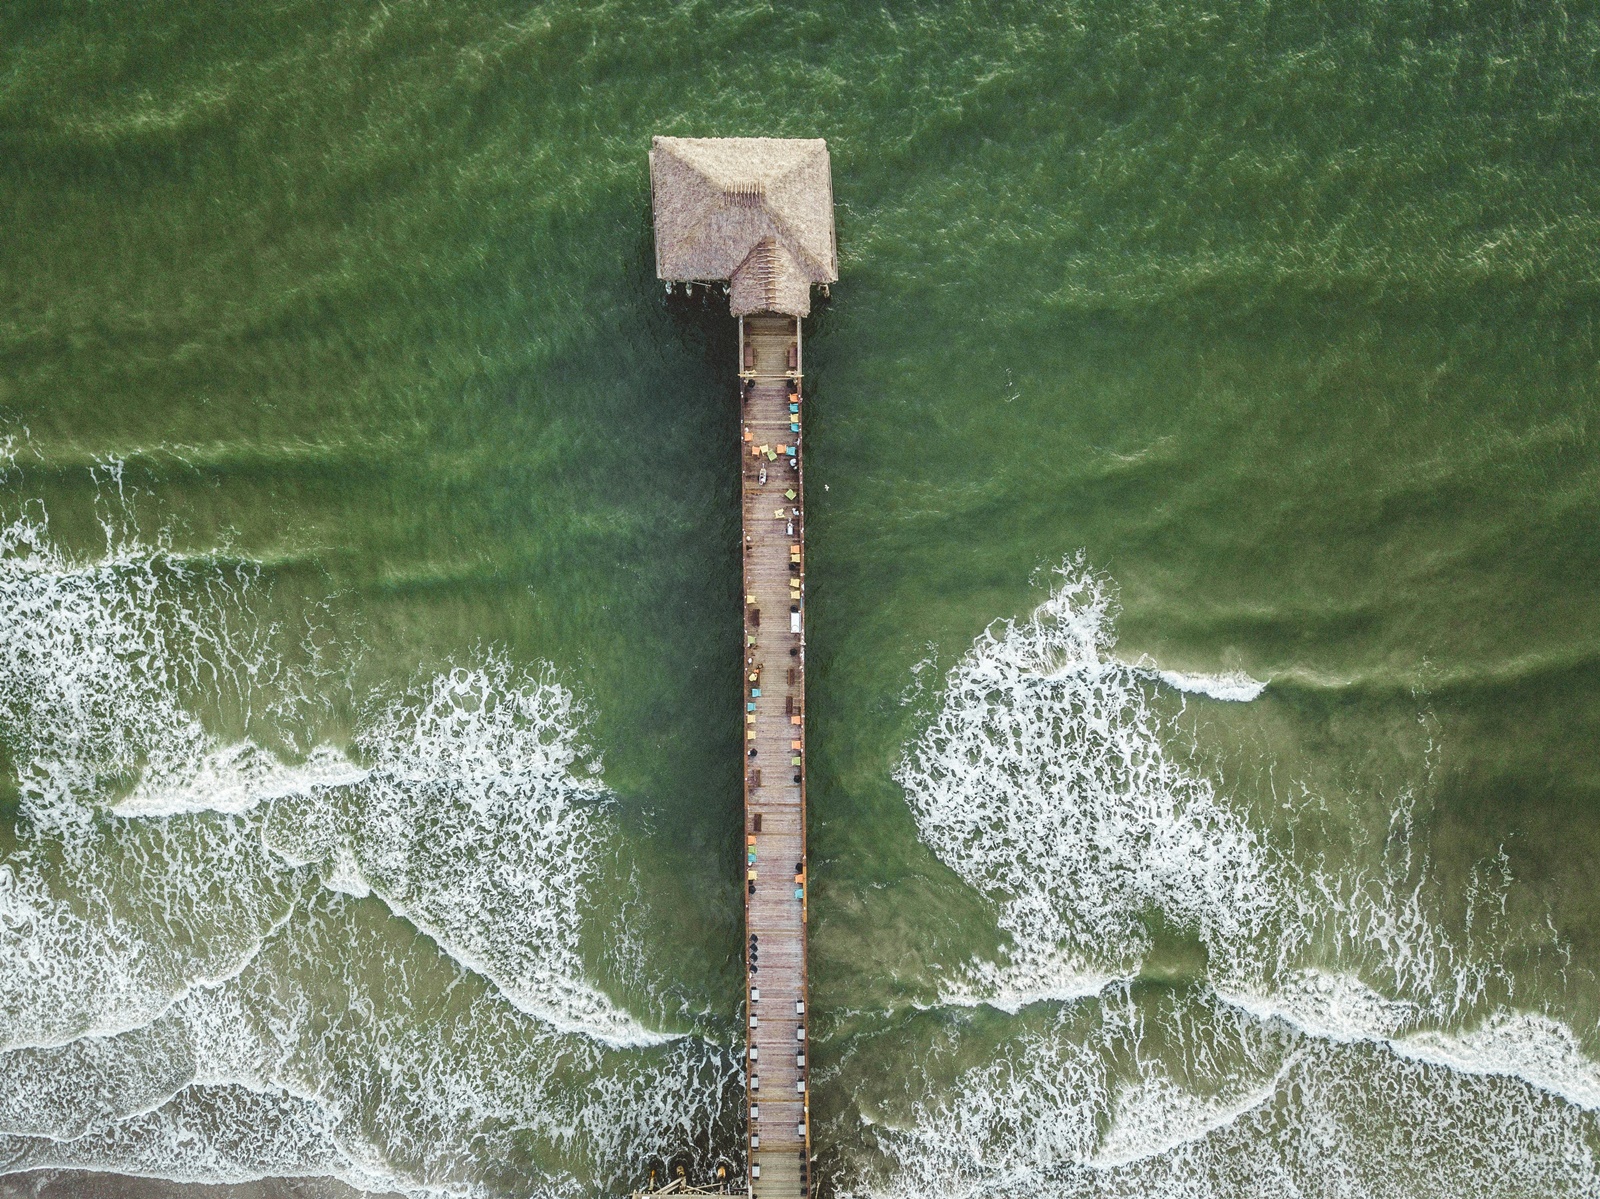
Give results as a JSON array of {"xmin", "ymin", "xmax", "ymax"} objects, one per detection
[{"xmin": 650, "ymin": 137, "xmax": 837, "ymax": 317}]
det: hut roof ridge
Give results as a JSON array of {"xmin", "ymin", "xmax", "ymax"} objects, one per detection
[{"xmin": 650, "ymin": 135, "xmax": 838, "ymax": 316}]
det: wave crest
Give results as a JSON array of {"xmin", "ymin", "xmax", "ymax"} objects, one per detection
[
  {"xmin": 880, "ymin": 556, "xmax": 1599, "ymax": 1194},
  {"xmin": 896, "ymin": 557, "xmax": 1280, "ymax": 995}
]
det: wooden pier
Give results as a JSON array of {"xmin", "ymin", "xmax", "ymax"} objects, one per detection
[
  {"xmin": 739, "ymin": 313, "xmax": 811, "ymax": 1198},
  {"xmin": 649, "ymin": 135, "xmax": 836, "ymax": 1199}
]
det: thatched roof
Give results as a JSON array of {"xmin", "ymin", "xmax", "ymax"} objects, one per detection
[{"xmin": 650, "ymin": 137, "xmax": 837, "ymax": 317}]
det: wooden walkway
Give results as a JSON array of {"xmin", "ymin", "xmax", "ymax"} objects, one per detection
[{"xmin": 739, "ymin": 312, "xmax": 811, "ymax": 1199}]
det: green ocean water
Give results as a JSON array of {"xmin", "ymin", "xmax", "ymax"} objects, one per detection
[{"xmin": 2, "ymin": 1, "xmax": 1599, "ymax": 1195}]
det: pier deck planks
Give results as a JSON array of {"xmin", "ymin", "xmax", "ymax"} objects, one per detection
[{"xmin": 741, "ymin": 313, "xmax": 811, "ymax": 1199}]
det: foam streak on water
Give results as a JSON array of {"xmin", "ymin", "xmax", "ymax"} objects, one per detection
[
  {"xmin": 896, "ymin": 556, "xmax": 1280, "ymax": 1000},
  {"xmin": 1152, "ymin": 669, "xmax": 1268, "ymax": 703},
  {"xmin": 844, "ymin": 984, "xmax": 1598, "ymax": 1199},
  {"xmin": 881, "ymin": 557, "xmax": 1600, "ymax": 1197},
  {"xmin": 265, "ymin": 655, "xmax": 663, "ymax": 1046},
  {"xmin": 0, "ymin": 496, "xmax": 731, "ymax": 1195}
]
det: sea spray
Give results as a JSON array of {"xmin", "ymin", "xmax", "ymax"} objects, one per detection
[
  {"xmin": 0, "ymin": 498, "xmax": 735, "ymax": 1194},
  {"xmin": 899, "ymin": 557, "xmax": 1572, "ymax": 1025},
  {"xmin": 843, "ymin": 984, "xmax": 1599, "ymax": 1199},
  {"xmin": 896, "ymin": 556, "xmax": 1281, "ymax": 1001},
  {"xmin": 872, "ymin": 557, "xmax": 1600, "ymax": 1195},
  {"xmin": 264, "ymin": 654, "xmax": 659, "ymax": 1046}
]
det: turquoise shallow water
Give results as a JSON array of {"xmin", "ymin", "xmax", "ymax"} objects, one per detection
[{"xmin": 2, "ymin": 1, "xmax": 1599, "ymax": 1195}]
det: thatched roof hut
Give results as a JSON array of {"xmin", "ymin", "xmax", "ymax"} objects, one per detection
[{"xmin": 650, "ymin": 137, "xmax": 838, "ymax": 317}]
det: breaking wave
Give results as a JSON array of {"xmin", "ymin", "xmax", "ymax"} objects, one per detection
[
  {"xmin": 0, "ymin": 488, "xmax": 728, "ymax": 1194},
  {"xmin": 896, "ymin": 556, "xmax": 1280, "ymax": 1000},
  {"xmin": 0, "ymin": 944, "xmax": 739, "ymax": 1198},
  {"xmin": 264, "ymin": 657, "xmax": 659, "ymax": 1046},
  {"xmin": 843, "ymin": 984, "xmax": 1599, "ymax": 1199},
  {"xmin": 1153, "ymin": 669, "xmax": 1267, "ymax": 703},
  {"xmin": 883, "ymin": 555, "xmax": 1600, "ymax": 1195}
]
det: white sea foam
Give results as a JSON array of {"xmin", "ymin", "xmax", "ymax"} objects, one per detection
[
  {"xmin": 0, "ymin": 488, "xmax": 659, "ymax": 1048},
  {"xmin": 1153, "ymin": 668, "xmax": 1268, "ymax": 702},
  {"xmin": 0, "ymin": 913, "xmax": 737, "ymax": 1199},
  {"xmin": 873, "ymin": 556, "xmax": 1600, "ymax": 1197},
  {"xmin": 0, "ymin": 1017, "xmax": 197, "ymax": 1140},
  {"xmin": 1218, "ymin": 968, "xmax": 1414, "ymax": 1044},
  {"xmin": 260, "ymin": 656, "xmax": 665, "ymax": 1047},
  {"xmin": 0, "ymin": 507, "xmax": 244, "ymax": 834},
  {"xmin": 846, "ymin": 991, "xmax": 1600, "ymax": 1199},
  {"xmin": 0, "ymin": 502, "xmax": 335, "ymax": 1050},
  {"xmin": 854, "ymin": 1008, "xmax": 1110, "ymax": 1187},
  {"xmin": 0, "ymin": 488, "xmax": 728, "ymax": 1193},
  {"xmin": 935, "ymin": 966, "xmax": 1121, "ymax": 1016},
  {"xmin": 1393, "ymin": 1009, "xmax": 1600, "ymax": 1112},
  {"xmin": 896, "ymin": 556, "xmax": 1281, "ymax": 999},
  {"xmin": 1090, "ymin": 1069, "xmax": 1285, "ymax": 1169},
  {"xmin": 0, "ymin": 1082, "xmax": 402, "ymax": 1193},
  {"xmin": 0, "ymin": 809, "xmax": 303, "ymax": 1053},
  {"xmin": 114, "ymin": 743, "xmax": 369, "ymax": 819}
]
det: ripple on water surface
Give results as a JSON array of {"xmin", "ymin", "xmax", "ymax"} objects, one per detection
[{"xmin": 0, "ymin": 499, "xmax": 738, "ymax": 1196}]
